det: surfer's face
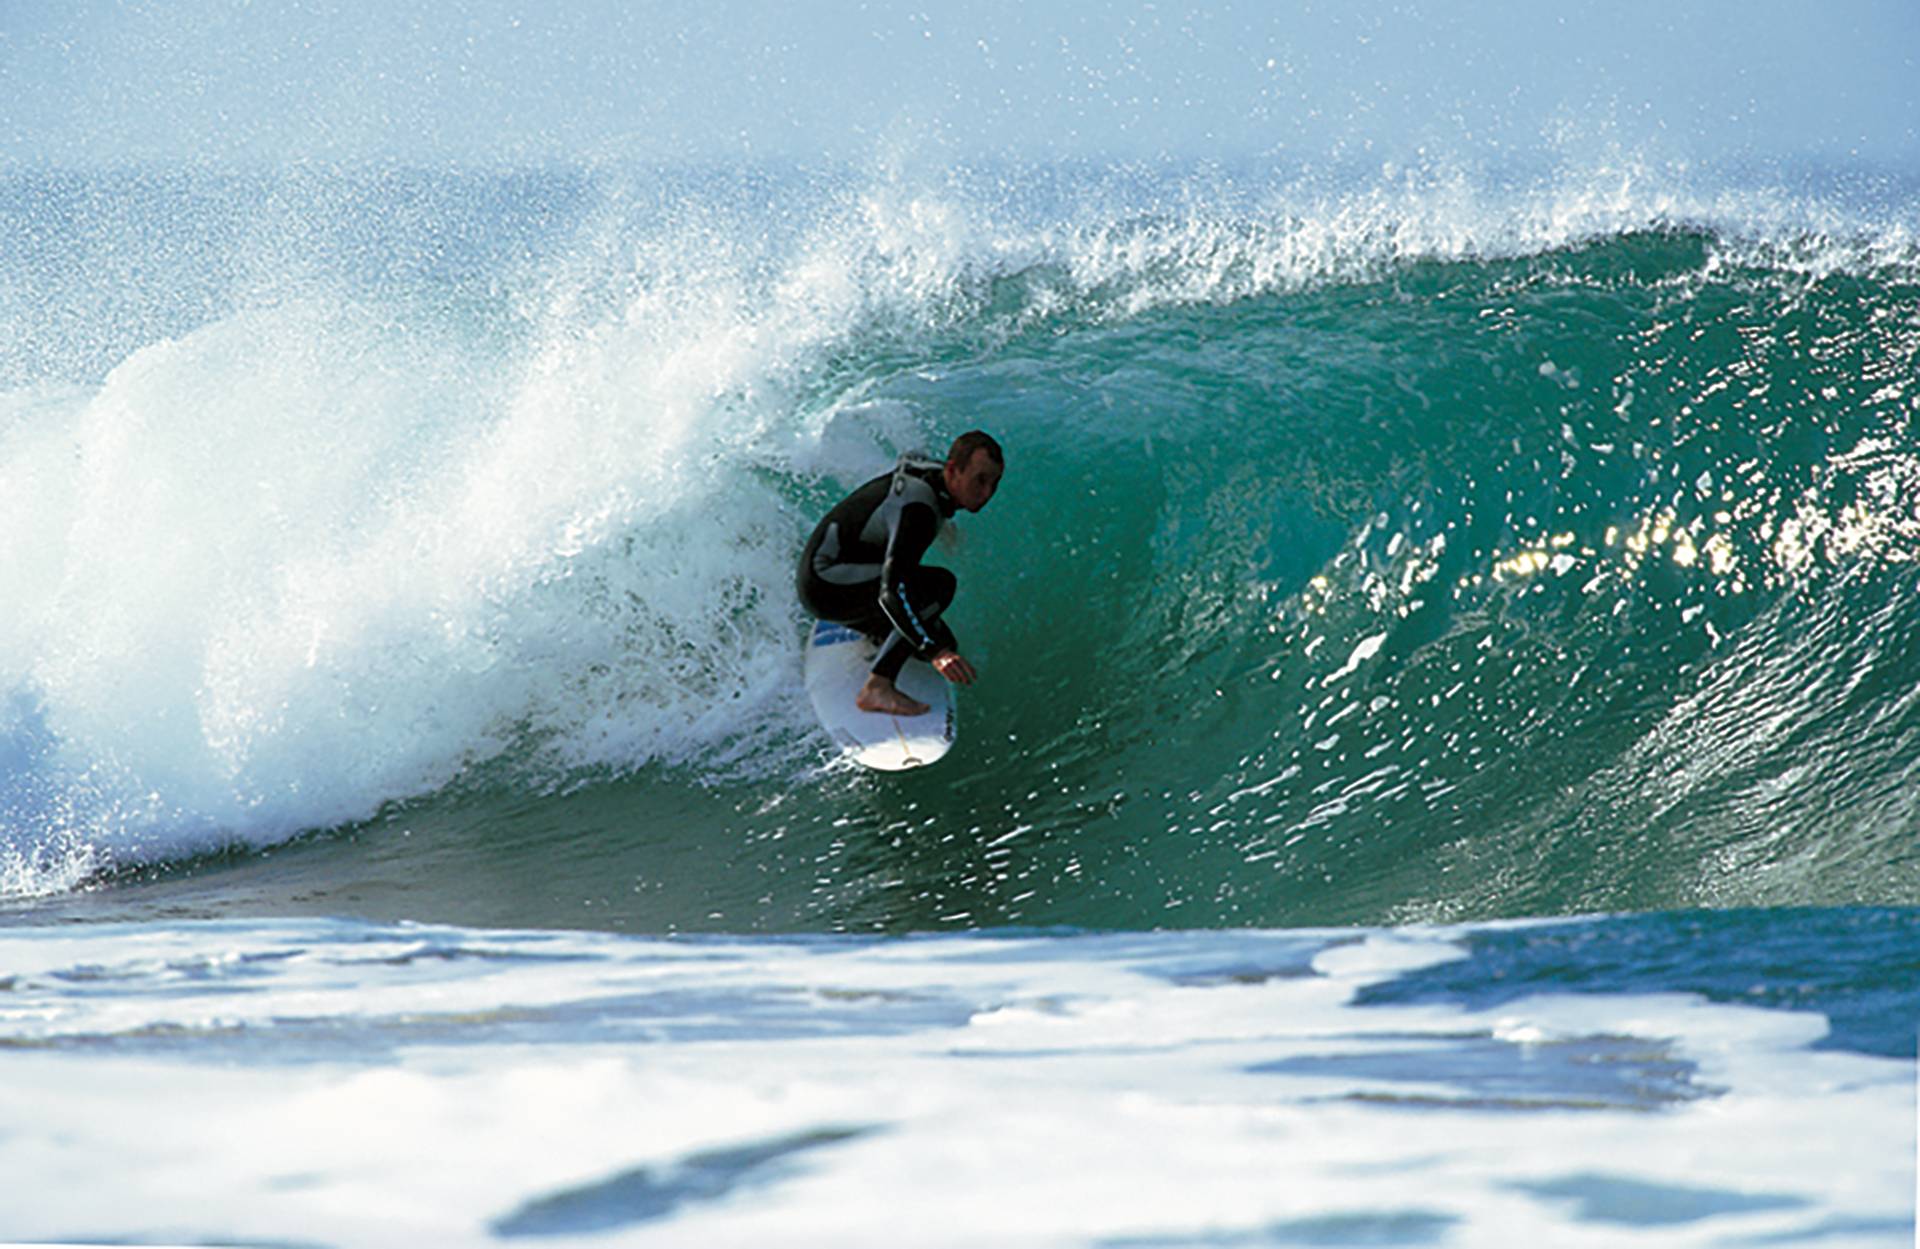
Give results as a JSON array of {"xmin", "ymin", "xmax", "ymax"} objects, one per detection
[{"xmin": 945, "ymin": 448, "xmax": 1002, "ymax": 512}]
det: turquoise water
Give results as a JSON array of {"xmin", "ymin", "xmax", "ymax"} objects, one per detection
[
  {"xmin": 6, "ymin": 162, "xmax": 1917, "ymax": 933},
  {"xmin": 0, "ymin": 160, "xmax": 1915, "ymax": 1246}
]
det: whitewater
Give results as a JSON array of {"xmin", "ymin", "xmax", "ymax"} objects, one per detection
[{"xmin": 2, "ymin": 107, "xmax": 1918, "ymax": 1249}]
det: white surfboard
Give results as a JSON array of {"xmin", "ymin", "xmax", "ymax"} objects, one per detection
[{"xmin": 804, "ymin": 620, "xmax": 956, "ymax": 771}]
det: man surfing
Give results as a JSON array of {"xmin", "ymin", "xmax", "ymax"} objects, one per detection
[{"xmin": 797, "ymin": 430, "xmax": 1003, "ymax": 716}]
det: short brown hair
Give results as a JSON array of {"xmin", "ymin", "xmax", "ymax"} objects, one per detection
[{"xmin": 947, "ymin": 429, "xmax": 1003, "ymax": 469}]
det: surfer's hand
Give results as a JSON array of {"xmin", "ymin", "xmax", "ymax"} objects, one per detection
[{"xmin": 931, "ymin": 650, "xmax": 976, "ymax": 685}]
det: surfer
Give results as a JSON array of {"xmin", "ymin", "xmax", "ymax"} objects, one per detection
[{"xmin": 798, "ymin": 430, "xmax": 1003, "ymax": 716}]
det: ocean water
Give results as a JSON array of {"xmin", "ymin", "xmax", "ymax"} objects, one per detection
[{"xmin": 2, "ymin": 154, "xmax": 1917, "ymax": 1245}]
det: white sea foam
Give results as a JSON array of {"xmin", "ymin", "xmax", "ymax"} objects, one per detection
[
  {"xmin": 0, "ymin": 258, "xmax": 829, "ymax": 886},
  {"xmin": 0, "ymin": 918, "xmax": 1906, "ymax": 1247}
]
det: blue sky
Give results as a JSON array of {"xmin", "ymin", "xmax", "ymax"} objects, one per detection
[{"xmin": 3, "ymin": 1, "xmax": 1916, "ymax": 169}]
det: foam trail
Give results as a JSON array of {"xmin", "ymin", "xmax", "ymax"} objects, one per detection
[{"xmin": 0, "ymin": 916, "xmax": 1908, "ymax": 1246}]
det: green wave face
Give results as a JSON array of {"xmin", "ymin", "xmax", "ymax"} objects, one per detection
[
  {"xmin": 780, "ymin": 234, "xmax": 1920, "ymax": 930},
  {"xmin": 6, "ymin": 169, "xmax": 1919, "ymax": 933},
  {"xmin": 180, "ymin": 229, "xmax": 1912, "ymax": 937}
]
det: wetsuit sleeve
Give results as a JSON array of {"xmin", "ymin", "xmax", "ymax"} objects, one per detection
[{"xmin": 878, "ymin": 500, "xmax": 957, "ymax": 657}]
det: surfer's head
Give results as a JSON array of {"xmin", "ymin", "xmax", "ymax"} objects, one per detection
[{"xmin": 944, "ymin": 430, "xmax": 1003, "ymax": 513}]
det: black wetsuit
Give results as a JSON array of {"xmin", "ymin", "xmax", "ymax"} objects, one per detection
[{"xmin": 797, "ymin": 457, "xmax": 959, "ymax": 682}]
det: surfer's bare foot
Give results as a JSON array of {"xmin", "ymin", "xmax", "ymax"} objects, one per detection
[{"xmin": 857, "ymin": 675, "xmax": 929, "ymax": 717}]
